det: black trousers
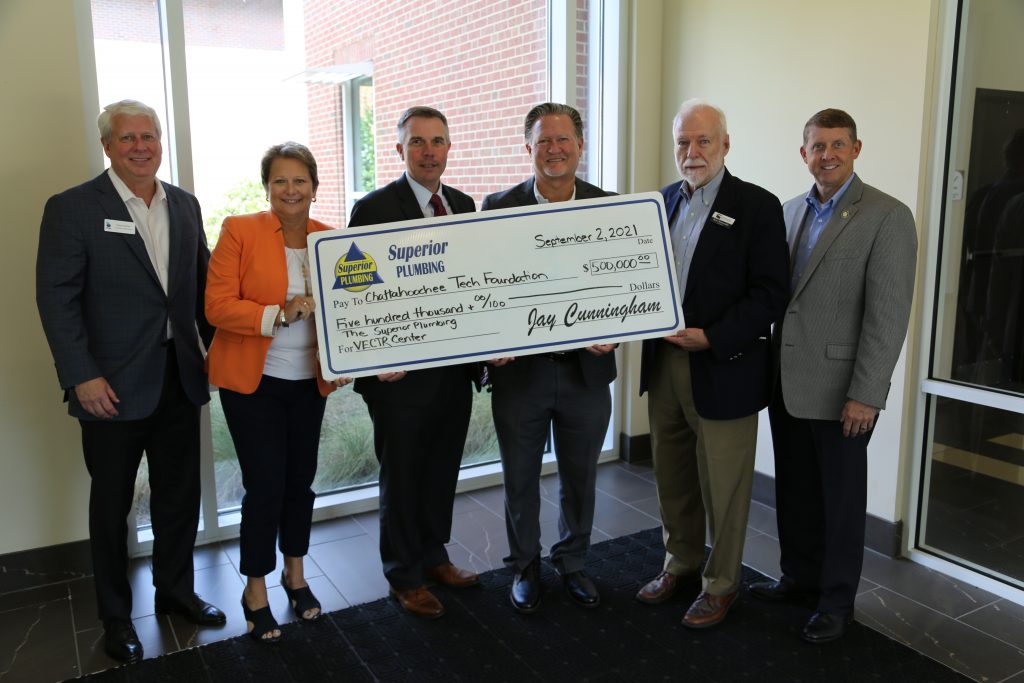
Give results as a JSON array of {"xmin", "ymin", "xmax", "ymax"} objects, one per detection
[
  {"xmin": 220, "ymin": 376, "xmax": 327, "ymax": 578},
  {"xmin": 768, "ymin": 385, "xmax": 873, "ymax": 616},
  {"xmin": 363, "ymin": 371, "xmax": 472, "ymax": 590},
  {"xmin": 80, "ymin": 344, "xmax": 200, "ymax": 623}
]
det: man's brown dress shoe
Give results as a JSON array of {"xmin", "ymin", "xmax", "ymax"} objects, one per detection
[
  {"xmin": 390, "ymin": 585, "xmax": 445, "ymax": 619},
  {"xmin": 681, "ymin": 591, "xmax": 738, "ymax": 629},
  {"xmin": 426, "ymin": 562, "xmax": 480, "ymax": 588},
  {"xmin": 636, "ymin": 571, "xmax": 682, "ymax": 604}
]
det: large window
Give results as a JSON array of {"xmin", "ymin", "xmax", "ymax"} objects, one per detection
[
  {"xmin": 917, "ymin": 0, "xmax": 1024, "ymax": 591},
  {"xmin": 88, "ymin": 0, "xmax": 621, "ymax": 539},
  {"xmin": 349, "ymin": 75, "xmax": 375, "ymax": 195}
]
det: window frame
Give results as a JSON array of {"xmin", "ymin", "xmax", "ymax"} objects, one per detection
[
  {"xmin": 346, "ymin": 75, "xmax": 375, "ymax": 199},
  {"xmin": 80, "ymin": 0, "xmax": 627, "ymax": 553},
  {"xmin": 904, "ymin": 0, "xmax": 1024, "ymax": 604}
]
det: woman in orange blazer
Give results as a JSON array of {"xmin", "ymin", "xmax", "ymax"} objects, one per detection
[{"xmin": 206, "ymin": 142, "xmax": 348, "ymax": 643}]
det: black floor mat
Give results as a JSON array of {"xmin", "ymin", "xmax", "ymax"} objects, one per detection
[{"xmin": 72, "ymin": 527, "xmax": 968, "ymax": 682}]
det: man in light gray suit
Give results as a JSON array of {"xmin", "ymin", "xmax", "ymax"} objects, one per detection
[
  {"xmin": 749, "ymin": 109, "xmax": 917, "ymax": 643},
  {"xmin": 36, "ymin": 100, "xmax": 224, "ymax": 664}
]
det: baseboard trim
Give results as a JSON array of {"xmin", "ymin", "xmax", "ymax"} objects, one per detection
[
  {"xmin": 619, "ymin": 431, "xmax": 651, "ymax": 463},
  {"xmin": 751, "ymin": 471, "xmax": 902, "ymax": 557},
  {"xmin": 624, "ymin": 448, "xmax": 903, "ymax": 557},
  {"xmin": 751, "ymin": 470, "xmax": 776, "ymax": 509}
]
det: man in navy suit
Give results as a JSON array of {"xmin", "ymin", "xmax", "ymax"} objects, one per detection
[
  {"xmin": 482, "ymin": 103, "xmax": 617, "ymax": 614},
  {"xmin": 349, "ymin": 106, "xmax": 480, "ymax": 620},
  {"xmin": 635, "ymin": 100, "xmax": 789, "ymax": 628},
  {"xmin": 36, "ymin": 100, "xmax": 224, "ymax": 663}
]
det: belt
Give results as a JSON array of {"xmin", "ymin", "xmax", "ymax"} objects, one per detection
[{"xmin": 544, "ymin": 351, "xmax": 575, "ymax": 361}]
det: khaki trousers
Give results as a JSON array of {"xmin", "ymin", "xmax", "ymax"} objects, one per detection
[{"xmin": 648, "ymin": 342, "xmax": 758, "ymax": 595}]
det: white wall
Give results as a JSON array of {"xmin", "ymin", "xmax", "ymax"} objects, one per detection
[
  {"xmin": 625, "ymin": 0, "xmax": 937, "ymax": 522},
  {"xmin": 617, "ymin": 0, "xmax": 666, "ymax": 441},
  {"xmin": 0, "ymin": 1, "xmax": 95, "ymax": 554}
]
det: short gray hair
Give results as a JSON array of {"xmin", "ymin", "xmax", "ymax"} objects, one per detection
[
  {"xmin": 673, "ymin": 98, "xmax": 728, "ymax": 137},
  {"xmin": 98, "ymin": 100, "xmax": 162, "ymax": 142},
  {"xmin": 524, "ymin": 103, "xmax": 583, "ymax": 144}
]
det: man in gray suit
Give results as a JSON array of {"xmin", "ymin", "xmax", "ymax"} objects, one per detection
[
  {"xmin": 482, "ymin": 103, "xmax": 616, "ymax": 614},
  {"xmin": 36, "ymin": 100, "xmax": 224, "ymax": 663},
  {"xmin": 750, "ymin": 109, "xmax": 917, "ymax": 643}
]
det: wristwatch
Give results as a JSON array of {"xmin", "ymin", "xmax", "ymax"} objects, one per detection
[{"xmin": 278, "ymin": 309, "xmax": 289, "ymax": 327}]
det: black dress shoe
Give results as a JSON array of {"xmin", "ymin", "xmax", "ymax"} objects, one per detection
[
  {"xmin": 749, "ymin": 579, "xmax": 816, "ymax": 603},
  {"xmin": 510, "ymin": 560, "xmax": 543, "ymax": 614},
  {"xmin": 802, "ymin": 611, "xmax": 853, "ymax": 643},
  {"xmin": 562, "ymin": 570, "xmax": 600, "ymax": 608},
  {"xmin": 155, "ymin": 592, "xmax": 227, "ymax": 625},
  {"xmin": 103, "ymin": 619, "xmax": 143, "ymax": 663}
]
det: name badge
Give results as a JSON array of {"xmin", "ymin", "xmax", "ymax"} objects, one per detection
[
  {"xmin": 711, "ymin": 212, "xmax": 735, "ymax": 227},
  {"xmin": 104, "ymin": 219, "xmax": 136, "ymax": 235}
]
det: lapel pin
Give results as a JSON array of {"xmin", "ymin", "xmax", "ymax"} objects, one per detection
[{"xmin": 841, "ymin": 210, "xmax": 849, "ymax": 218}]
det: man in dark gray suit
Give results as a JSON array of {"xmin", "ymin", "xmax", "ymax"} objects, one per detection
[
  {"xmin": 750, "ymin": 109, "xmax": 917, "ymax": 643},
  {"xmin": 36, "ymin": 100, "xmax": 224, "ymax": 664},
  {"xmin": 482, "ymin": 103, "xmax": 616, "ymax": 613},
  {"xmin": 349, "ymin": 106, "xmax": 480, "ymax": 620}
]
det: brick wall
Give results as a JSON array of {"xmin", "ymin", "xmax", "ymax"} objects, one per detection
[
  {"xmin": 303, "ymin": 0, "xmax": 549, "ymax": 226},
  {"xmin": 90, "ymin": 0, "xmax": 603, "ymax": 229},
  {"xmin": 92, "ymin": 0, "xmax": 284, "ymax": 50},
  {"xmin": 576, "ymin": 0, "xmax": 590, "ymax": 179}
]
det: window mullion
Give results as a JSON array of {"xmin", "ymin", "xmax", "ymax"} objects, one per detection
[
  {"xmin": 548, "ymin": 0, "xmax": 577, "ymax": 105},
  {"xmin": 157, "ymin": 0, "xmax": 219, "ymax": 541},
  {"xmin": 157, "ymin": 0, "xmax": 195, "ymax": 192}
]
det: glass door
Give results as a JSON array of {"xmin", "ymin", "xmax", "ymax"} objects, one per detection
[{"xmin": 917, "ymin": 0, "xmax": 1024, "ymax": 590}]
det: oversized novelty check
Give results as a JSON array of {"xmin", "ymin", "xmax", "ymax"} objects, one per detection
[{"xmin": 309, "ymin": 192, "xmax": 682, "ymax": 379}]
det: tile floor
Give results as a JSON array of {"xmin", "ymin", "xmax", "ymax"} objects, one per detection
[{"xmin": 2, "ymin": 460, "xmax": 1023, "ymax": 682}]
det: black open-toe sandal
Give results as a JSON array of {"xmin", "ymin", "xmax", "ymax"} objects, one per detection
[
  {"xmin": 241, "ymin": 594, "xmax": 281, "ymax": 643},
  {"xmin": 281, "ymin": 570, "xmax": 322, "ymax": 621}
]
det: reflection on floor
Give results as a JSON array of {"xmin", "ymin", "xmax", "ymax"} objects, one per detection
[
  {"xmin": 933, "ymin": 443, "xmax": 1024, "ymax": 485},
  {"xmin": 1, "ymin": 460, "xmax": 1023, "ymax": 682},
  {"xmin": 926, "ymin": 397, "xmax": 1024, "ymax": 586}
]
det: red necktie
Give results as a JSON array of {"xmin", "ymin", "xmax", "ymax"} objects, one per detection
[
  {"xmin": 428, "ymin": 191, "xmax": 482, "ymax": 384},
  {"xmin": 429, "ymin": 193, "xmax": 447, "ymax": 216}
]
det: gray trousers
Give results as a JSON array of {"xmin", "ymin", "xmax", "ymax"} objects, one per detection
[{"xmin": 492, "ymin": 356, "xmax": 611, "ymax": 574}]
